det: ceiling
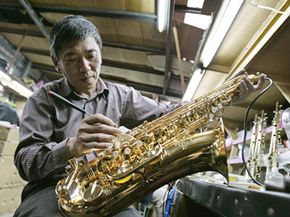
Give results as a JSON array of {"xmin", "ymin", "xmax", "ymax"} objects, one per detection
[
  {"xmin": 0, "ymin": 0, "xmax": 289, "ymax": 129},
  {"xmin": 196, "ymin": 0, "xmax": 290, "ymax": 127},
  {"xmin": 0, "ymin": 0, "xmax": 222, "ymax": 102}
]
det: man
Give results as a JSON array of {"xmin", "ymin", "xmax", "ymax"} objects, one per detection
[{"xmin": 14, "ymin": 15, "xmax": 265, "ymax": 217}]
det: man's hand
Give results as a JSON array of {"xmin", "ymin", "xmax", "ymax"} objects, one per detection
[
  {"xmin": 233, "ymin": 69, "xmax": 267, "ymax": 104},
  {"xmin": 66, "ymin": 114, "xmax": 121, "ymax": 158}
]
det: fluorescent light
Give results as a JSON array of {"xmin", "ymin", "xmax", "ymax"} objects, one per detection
[
  {"xmin": 0, "ymin": 70, "xmax": 33, "ymax": 98},
  {"xmin": 11, "ymin": 80, "xmax": 33, "ymax": 98},
  {"xmin": 187, "ymin": 0, "xmax": 204, "ymax": 9},
  {"xmin": 200, "ymin": 0, "xmax": 244, "ymax": 67},
  {"xmin": 182, "ymin": 68, "xmax": 204, "ymax": 102},
  {"xmin": 184, "ymin": 13, "xmax": 211, "ymax": 30},
  {"xmin": 0, "ymin": 71, "xmax": 12, "ymax": 82},
  {"xmin": 157, "ymin": 0, "xmax": 170, "ymax": 32}
]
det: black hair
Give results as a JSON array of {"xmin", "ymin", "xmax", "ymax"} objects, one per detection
[{"xmin": 49, "ymin": 15, "xmax": 102, "ymax": 58}]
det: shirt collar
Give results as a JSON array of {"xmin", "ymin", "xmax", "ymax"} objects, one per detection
[
  {"xmin": 58, "ymin": 77, "xmax": 109, "ymax": 99},
  {"xmin": 96, "ymin": 78, "xmax": 109, "ymax": 98},
  {"xmin": 58, "ymin": 78, "xmax": 71, "ymax": 97}
]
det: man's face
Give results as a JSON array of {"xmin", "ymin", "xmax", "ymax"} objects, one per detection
[{"xmin": 54, "ymin": 36, "xmax": 102, "ymax": 96}]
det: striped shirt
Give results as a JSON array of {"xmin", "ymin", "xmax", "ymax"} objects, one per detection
[{"xmin": 14, "ymin": 77, "xmax": 175, "ymax": 187}]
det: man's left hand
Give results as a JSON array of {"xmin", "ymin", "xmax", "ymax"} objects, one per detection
[{"xmin": 234, "ymin": 69, "xmax": 267, "ymax": 104}]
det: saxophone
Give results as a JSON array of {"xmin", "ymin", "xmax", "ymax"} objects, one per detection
[
  {"xmin": 265, "ymin": 102, "xmax": 283, "ymax": 183},
  {"xmin": 246, "ymin": 114, "xmax": 259, "ymax": 181},
  {"xmin": 253, "ymin": 110, "xmax": 267, "ymax": 179},
  {"xmin": 56, "ymin": 73, "xmax": 259, "ymax": 217}
]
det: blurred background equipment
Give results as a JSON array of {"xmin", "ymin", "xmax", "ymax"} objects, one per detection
[{"xmin": 0, "ymin": 101, "xmax": 19, "ymax": 126}]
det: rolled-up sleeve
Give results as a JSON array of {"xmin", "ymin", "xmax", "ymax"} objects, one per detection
[{"xmin": 14, "ymin": 88, "xmax": 69, "ymax": 182}]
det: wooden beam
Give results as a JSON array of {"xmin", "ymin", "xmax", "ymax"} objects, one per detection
[
  {"xmin": 163, "ymin": 0, "xmax": 175, "ymax": 95},
  {"xmin": 173, "ymin": 25, "xmax": 186, "ymax": 92},
  {"xmin": 30, "ymin": 62, "xmax": 183, "ymax": 98},
  {"xmin": 0, "ymin": 3, "xmax": 156, "ymax": 23},
  {"xmin": 17, "ymin": 0, "xmax": 50, "ymax": 40},
  {"xmin": 7, "ymin": 31, "xmax": 26, "ymax": 75},
  {"xmin": 0, "ymin": 26, "xmax": 164, "ymax": 53}
]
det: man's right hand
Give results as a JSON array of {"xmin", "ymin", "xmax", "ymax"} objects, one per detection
[{"xmin": 66, "ymin": 114, "xmax": 121, "ymax": 158}]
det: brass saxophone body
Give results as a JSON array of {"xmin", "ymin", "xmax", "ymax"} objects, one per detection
[{"xmin": 56, "ymin": 74, "xmax": 259, "ymax": 217}]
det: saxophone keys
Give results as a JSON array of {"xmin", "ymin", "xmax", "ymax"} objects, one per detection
[
  {"xmin": 55, "ymin": 179, "xmax": 67, "ymax": 197},
  {"xmin": 211, "ymin": 106, "xmax": 218, "ymax": 113},
  {"xmin": 136, "ymin": 140, "xmax": 143, "ymax": 147},
  {"xmin": 149, "ymin": 149, "xmax": 157, "ymax": 156},
  {"xmin": 83, "ymin": 181, "xmax": 103, "ymax": 202},
  {"xmin": 148, "ymin": 144, "xmax": 163, "ymax": 165},
  {"xmin": 209, "ymin": 113, "xmax": 215, "ymax": 121},
  {"xmin": 114, "ymin": 139, "xmax": 121, "ymax": 149},
  {"xmin": 64, "ymin": 181, "xmax": 84, "ymax": 205},
  {"xmin": 124, "ymin": 147, "xmax": 131, "ymax": 155},
  {"xmin": 112, "ymin": 151, "xmax": 119, "ymax": 158}
]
